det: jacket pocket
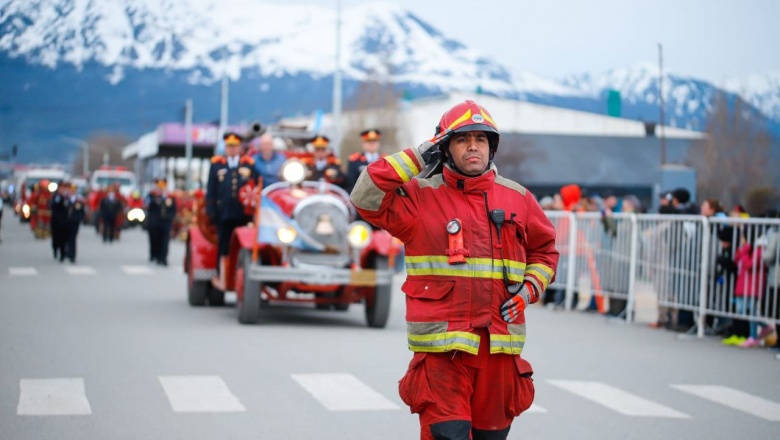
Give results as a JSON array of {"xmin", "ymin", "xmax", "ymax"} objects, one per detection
[
  {"xmin": 401, "ymin": 279, "xmax": 455, "ymax": 322},
  {"xmin": 507, "ymin": 356, "xmax": 535, "ymax": 418},
  {"xmin": 398, "ymin": 353, "xmax": 435, "ymax": 414}
]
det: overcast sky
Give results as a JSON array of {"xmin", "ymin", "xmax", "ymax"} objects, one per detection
[{"xmin": 285, "ymin": 0, "xmax": 779, "ymax": 86}]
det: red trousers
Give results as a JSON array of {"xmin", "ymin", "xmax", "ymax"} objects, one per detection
[{"xmin": 398, "ymin": 329, "xmax": 535, "ymax": 439}]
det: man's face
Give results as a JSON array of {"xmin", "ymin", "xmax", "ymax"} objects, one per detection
[
  {"xmin": 225, "ymin": 143, "xmax": 241, "ymax": 157},
  {"xmin": 448, "ymin": 131, "xmax": 490, "ymax": 176},
  {"xmin": 313, "ymin": 147, "xmax": 329, "ymax": 159},
  {"xmin": 259, "ymin": 137, "xmax": 274, "ymax": 154},
  {"xmin": 362, "ymin": 139, "xmax": 379, "ymax": 154}
]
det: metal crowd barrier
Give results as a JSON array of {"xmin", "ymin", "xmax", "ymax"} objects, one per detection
[{"xmin": 544, "ymin": 211, "xmax": 780, "ymax": 338}]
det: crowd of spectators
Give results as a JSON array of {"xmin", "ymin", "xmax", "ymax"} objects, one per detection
[{"xmin": 538, "ymin": 184, "xmax": 780, "ymax": 355}]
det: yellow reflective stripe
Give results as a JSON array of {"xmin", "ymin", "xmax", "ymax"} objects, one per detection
[
  {"xmin": 447, "ymin": 108, "xmax": 472, "ymax": 130},
  {"xmin": 385, "ymin": 155, "xmax": 412, "ymax": 183},
  {"xmin": 480, "ymin": 109, "xmax": 496, "ymax": 127},
  {"xmin": 526, "ymin": 263, "xmax": 554, "ymax": 290},
  {"xmin": 398, "ymin": 151, "xmax": 420, "ymax": 177},
  {"xmin": 407, "ymin": 331, "xmax": 480, "ymax": 355},
  {"xmin": 489, "ymin": 334, "xmax": 525, "ymax": 355},
  {"xmin": 405, "ymin": 256, "xmax": 525, "ymax": 281}
]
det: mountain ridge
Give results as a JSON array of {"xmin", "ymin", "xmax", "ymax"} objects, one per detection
[{"xmin": 1, "ymin": 0, "xmax": 778, "ymax": 164}]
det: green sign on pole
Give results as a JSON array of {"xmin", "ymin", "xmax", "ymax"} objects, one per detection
[{"xmin": 607, "ymin": 89, "xmax": 621, "ymax": 117}]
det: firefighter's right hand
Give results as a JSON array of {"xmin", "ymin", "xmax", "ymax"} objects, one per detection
[
  {"xmin": 500, "ymin": 283, "xmax": 532, "ymax": 323},
  {"xmin": 416, "ymin": 131, "xmax": 450, "ymax": 165}
]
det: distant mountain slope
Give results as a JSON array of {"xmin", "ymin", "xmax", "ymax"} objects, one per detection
[{"xmin": 0, "ymin": 0, "xmax": 778, "ymax": 164}]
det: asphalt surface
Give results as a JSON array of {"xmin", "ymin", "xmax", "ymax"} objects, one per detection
[{"xmin": 1, "ymin": 207, "xmax": 779, "ymax": 440}]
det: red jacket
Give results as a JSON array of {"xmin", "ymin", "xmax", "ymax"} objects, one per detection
[{"xmin": 351, "ymin": 147, "xmax": 559, "ymax": 355}]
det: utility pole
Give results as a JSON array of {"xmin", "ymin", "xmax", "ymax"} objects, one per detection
[
  {"xmin": 332, "ymin": 0, "xmax": 343, "ymax": 156},
  {"xmin": 184, "ymin": 99, "xmax": 193, "ymax": 190},
  {"xmin": 218, "ymin": 76, "xmax": 229, "ymax": 155},
  {"xmin": 60, "ymin": 136, "xmax": 90, "ymax": 176},
  {"xmin": 658, "ymin": 43, "xmax": 666, "ymax": 166}
]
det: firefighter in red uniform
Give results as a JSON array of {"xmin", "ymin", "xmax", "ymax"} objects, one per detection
[
  {"xmin": 351, "ymin": 100, "xmax": 559, "ymax": 440},
  {"xmin": 34, "ymin": 180, "xmax": 53, "ymax": 239},
  {"xmin": 301, "ymin": 135, "xmax": 346, "ymax": 188}
]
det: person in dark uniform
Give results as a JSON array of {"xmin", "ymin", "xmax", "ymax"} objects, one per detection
[
  {"xmin": 346, "ymin": 128, "xmax": 384, "ymax": 192},
  {"xmin": 50, "ymin": 182, "xmax": 71, "ymax": 261},
  {"xmin": 302, "ymin": 135, "xmax": 346, "ymax": 188},
  {"xmin": 64, "ymin": 183, "xmax": 86, "ymax": 263},
  {"xmin": 99, "ymin": 185, "xmax": 122, "ymax": 243},
  {"xmin": 145, "ymin": 177, "xmax": 178, "ymax": 266},
  {"xmin": 206, "ymin": 132, "xmax": 259, "ymax": 286}
]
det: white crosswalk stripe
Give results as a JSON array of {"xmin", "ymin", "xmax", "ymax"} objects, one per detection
[
  {"xmin": 526, "ymin": 403, "xmax": 547, "ymax": 413},
  {"xmin": 17, "ymin": 378, "xmax": 92, "ymax": 416},
  {"xmin": 121, "ymin": 265, "xmax": 155, "ymax": 275},
  {"xmin": 64, "ymin": 266, "xmax": 96, "ymax": 275},
  {"xmin": 9, "ymin": 267, "xmax": 38, "ymax": 276},
  {"xmin": 671, "ymin": 384, "xmax": 780, "ymax": 422},
  {"xmin": 158, "ymin": 375, "xmax": 246, "ymax": 413},
  {"xmin": 547, "ymin": 380, "xmax": 690, "ymax": 418},
  {"xmin": 292, "ymin": 373, "xmax": 400, "ymax": 411}
]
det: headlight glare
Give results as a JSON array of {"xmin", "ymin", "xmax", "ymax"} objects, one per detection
[
  {"xmin": 277, "ymin": 226, "xmax": 297, "ymax": 244},
  {"xmin": 348, "ymin": 221, "xmax": 372, "ymax": 249},
  {"xmin": 281, "ymin": 160, "xmax": 306, "ymax": 185},
  {"xmin": 48, "ymin": 182, "xmax": 58, "ymax": 192},
  {"xmin": 127, "ymin": 208, "xmax": 145, "ymax": 222}
]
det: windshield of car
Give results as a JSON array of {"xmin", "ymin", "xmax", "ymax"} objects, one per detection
[{"xmin": 95, "ymin": 176, "xmax": 134, "ymax": 187}]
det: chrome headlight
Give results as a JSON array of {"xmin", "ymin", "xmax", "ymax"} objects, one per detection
[
  {"xmin": 22, "ymin": 204, "xmax": 30, "ymax": 217},
  {"xmin": 277, "ymin": 226, "xmax": 297, "ymax": 244},
  {"xmin": 347, "ymin": 221, "xmax": 372, "ymax": 249},
  {"xmin": 281, "ymin": 160, "xmax": 306, "ymax": 185},
  {"xmin": 127, "ymin": 208, "xmax": 145, "ymax": 222},
  {"xmin": 48, "ymin": 182, "xmax": 58, "ymax": 192}
]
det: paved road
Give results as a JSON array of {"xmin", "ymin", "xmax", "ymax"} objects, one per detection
[{"xmin": 1, "ymin": 208, "xmax": 779, "ymax": 440}]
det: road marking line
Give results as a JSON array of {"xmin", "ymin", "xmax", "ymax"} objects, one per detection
[
  {"xmin": 547, "ymin": 380, "xmax": 689, "ymax": 418},
  {"xmin": 158, "ymin": 376, "xmax": 246, "ymax": 413},
  {"xmin": 9, "ymin": 267, "xmax": 38, "ymax": 276},
  {"xmin": 527, "ymin": 403, "xmax": 547, "ymax": 413},
  {"xmin": 65, "ymin": 266, "xmax": 96, "ymax": 275},
  {"xmin": 672, "ymin": 384, "xmax": 780, "ymax": 421},
  {"xmin": 17, "ymin": 378, "xmax": 92, "ymax": 415},
  {"xmin": 292, "ymin": 373, "xmax": 400, "ymax": 411},
  {"xmin": 122, "ymin": 265, "xmax": 154, "ymax": 275}
]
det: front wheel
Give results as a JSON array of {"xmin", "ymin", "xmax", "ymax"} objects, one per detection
[
  {"xmin": 365, "ymin": 256, "xmax": 392, "ymax": 328},
  {"xmin": 187, "ymin": 248, "xmax": 207, "ymax": 306},
  {"xmin": 237, "ymin": 250, "xmax": 261, "ymax": 324}
]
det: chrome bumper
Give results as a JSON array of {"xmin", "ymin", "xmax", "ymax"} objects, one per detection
[{"xmin": 247, "ymin": 265, "xmax": 393, "ymax": 286}]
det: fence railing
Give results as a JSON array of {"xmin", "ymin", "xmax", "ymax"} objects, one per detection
[{"xmin": 545, "ymin": 212, "xmax": 780, "ymax": 338}]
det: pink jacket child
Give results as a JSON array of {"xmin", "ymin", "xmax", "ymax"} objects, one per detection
[{"xmin": 735, "ymin": 241, "xmax": 767, "ymax": 298}]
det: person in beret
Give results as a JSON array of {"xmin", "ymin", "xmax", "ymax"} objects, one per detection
[
  {"xmin": 206, "ymin": 132, "xmax": 260, "ymax": 291},
  {"xmin": 346, "ymin": 128, "xmax": 384, "ymax": 192},
  {"xmin": 302, "ymin": 135, "xmax": 346, "ymax": 188}
]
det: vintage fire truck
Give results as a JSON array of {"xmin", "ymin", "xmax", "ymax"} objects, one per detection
[{"xmin": 184, "ymin": 149, "xmax": 403, "ymax": 328}]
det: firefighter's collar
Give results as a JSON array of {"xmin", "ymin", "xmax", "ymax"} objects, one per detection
[{"xmin": 443, "ymin": 164, "xmax": 496, "ymax": 192}]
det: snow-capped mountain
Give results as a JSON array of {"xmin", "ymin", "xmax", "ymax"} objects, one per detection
[
  {"xmin": 725, "ymin": 72, "xmax": 780, "ymax": 123},
  {"xmin": 0, "ymin": 0, "xmax": 778, "ymax": 164}
]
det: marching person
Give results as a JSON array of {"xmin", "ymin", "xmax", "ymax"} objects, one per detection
[
  {"xmin": 145, "ymin": 177, "xmax": 177, "ymax": 266},
  {"xmin": 64, "ymin": 182, "xmax": 86, "ymax": 263},
  {"xmin": 351, "ymin": 100, "xmax": 559, "ymax": 440},
  {"xmin": 99, "ymin": 184, "xmax": 123, "ymax": 243},
  {"xmin": 206, "ymin": 132, "xmax": 259, "ymax": 288},
  {"xmin": 302, "ymin": 135, "xmax": 346, "ymax": 188},
  {"xmin": 346, "ymin": 128, "xmax": 384, "ymax": 192},
  {"xmin": 49, "ymin": 182, "xmax": 71, "ymax": 261}
]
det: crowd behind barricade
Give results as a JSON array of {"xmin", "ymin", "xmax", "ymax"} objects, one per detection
[{"xmin": 539, "ymin": 183, "xmax": 780, "ymax": 357}]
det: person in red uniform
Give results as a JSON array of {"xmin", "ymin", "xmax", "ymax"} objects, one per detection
[
  {"xmin": 301, "ymin": 135, "xmax": 346, "ymax": 188},
  {"xmin": 351, "ymin": 100, "xmax": 559, "ymax": 440}
]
